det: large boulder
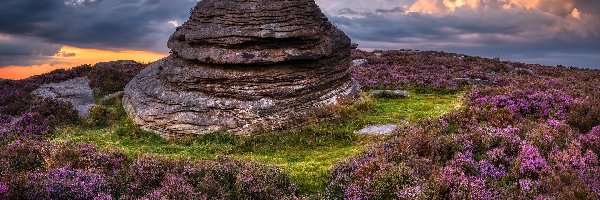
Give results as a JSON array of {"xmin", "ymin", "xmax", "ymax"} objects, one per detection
[
  {"xmin": 123, "ymin": 0, "xmax": 361, "ymax": 139},
  {"xmin": 32, "ymin": 77, "xmax": 95, "ymax": 118}
]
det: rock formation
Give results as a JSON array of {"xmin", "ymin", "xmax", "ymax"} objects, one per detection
[
  {"xmin": 123, "ymin": 0, "xmax": 361, "ymax": 138},
  {"xmin": 32, "ymin": 77, "xmax": 95, "ymax": 118}
]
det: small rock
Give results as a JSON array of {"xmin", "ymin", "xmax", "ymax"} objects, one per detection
[
  {"xmin": 453, "ymin": 78, "xmax": 493, "ymax": 85},
  {"xmin": 351, "ymin": 43, "xmax": 359, "ymax": 49},
  {"xmin": 356, "ymin": 124, "xmax": 399, "ymax": 135},
  {"xmin": 99, "ymin": 91, "xmax": 124, "ymax": 103},
  {"xmin": 32, "ymin": 77, "xmax": 95, "ymax": 118},
  {"xmin": 352, "ymin": 59, "xmax": 368, "ymax": 67},
  {"xmin": 370, "ymin": 90, "xmax": 410, "ymax": 98},
  {"xmin": 512, "ymin": 67, "xmax": 535, "ymax": 75}
]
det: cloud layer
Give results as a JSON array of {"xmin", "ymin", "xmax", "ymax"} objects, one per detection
[
  {"xmin": 0, "ymin": 0, "xmax": 197, "ymax": 68},
  {"xmin": 0, "ymin": 0, "xmax": 598, "ymax": 69},
  {"xmin": 316, "ymin": 0, "xmax": 600, "ymax": 68}
]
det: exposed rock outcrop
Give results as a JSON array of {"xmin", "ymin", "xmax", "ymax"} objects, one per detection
[
  {"xmin": 123, "ymin": 0, "xmax": 360, "ymax": 138},
  {"xmin": 32, "ymin": 77, "xmax": 95, "ymax": 118}
]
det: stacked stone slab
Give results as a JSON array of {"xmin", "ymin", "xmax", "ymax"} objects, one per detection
[{"xmin": 123, "ymin": 0, "xmax": 360, "ymax": 138}]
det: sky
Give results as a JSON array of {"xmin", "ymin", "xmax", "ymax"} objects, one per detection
[{"xmin": 0, "ymin": 0, "xmax": 599, "ymax": 79}]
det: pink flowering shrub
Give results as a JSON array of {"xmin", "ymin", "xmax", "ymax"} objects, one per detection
[
  {"xmin": 326, "ymin": 51, "xmax": 600, "ymax": 199},
  {"xmin": 22, "ymin": 167, "xmax": 112, "ymax": 200},
  {"xmin": 326, "ymin": 114, "xmax": 599, "ymax": 199},
  {"xmin": 0, "ymin": 140, "xmax": 298, "ymax": 199},
  {"xmin": 350, "ymin": 50, "xmax": 517, "ymax": 91}
]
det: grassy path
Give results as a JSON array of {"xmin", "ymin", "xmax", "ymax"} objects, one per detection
[{"xmin": 53, "ymin": 90, "xmax": 463, "ymax": 194}]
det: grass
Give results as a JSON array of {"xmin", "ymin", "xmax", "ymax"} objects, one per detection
[{"xmin": 53, "ymin": 89, "xmax": 463, "ymax": 194}]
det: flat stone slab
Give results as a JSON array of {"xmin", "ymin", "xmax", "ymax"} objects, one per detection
[
  {"xmin": 453, "ymin": 78, "xmax": 493, "ymax": 85},
  {"xmin": 32, "ymin": 77, "xmax": 95, "ymax": 118},
  {"xmin": 370, "ymin": 90, "xmax": 410, "ymax": 98},
  {"xmin": 352, "ymin": 59, "xmax": 368, "ymax": 67},
  {"xmin": 356, "ymin": 124, "xmax": 399, "ymax": 135}
]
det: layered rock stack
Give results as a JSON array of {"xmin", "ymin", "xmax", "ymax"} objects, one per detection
[{"xmin": 123, "ymin": 0, "xmax": 360, "ymax": 138}]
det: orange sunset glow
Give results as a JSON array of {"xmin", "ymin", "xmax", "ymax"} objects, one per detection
[{"xmin": 0, "ymin": 46, "xmax": 166, "ymax": 80}]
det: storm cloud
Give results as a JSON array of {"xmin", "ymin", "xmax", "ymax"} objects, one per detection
[
  {"xmin": 317, "ymin": 0, "xmax": 600, "ymax": 68},
  {"xmin": 0, "ymin": 0, "xmax": 598, "ymax": 69},
  {"xmin": 0, "ymin": 35, "xmax": 61, "ymax": 66},
  {"xmin": 0, "ymin": 0, "xmax": 197, "ymax": 67}
]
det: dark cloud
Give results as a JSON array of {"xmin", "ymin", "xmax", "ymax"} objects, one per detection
[
  {"xmin": 575, "ymin": 0, "xmax": 600, "ymax": 15},
  {"xmin": 327, "ymin": 5, "xmax": 600, "ymax": 68},
  {"xmin": 375, "ymin": 7, "xmax": 405, "ymax": 13},
  {"xmin": 0, "ymin": 36, "xmax": 61, "ymax": 66},
  {"xmin": 0, "ymin": 0, "xmax": 599, "ymax": 69},
  {"xmin": 0, "ymin": 0, "xmax": 198, "ymax": 67},
  {"xmin": 0, "ymin": 0, "xmax": 198, "ymax": 52}
]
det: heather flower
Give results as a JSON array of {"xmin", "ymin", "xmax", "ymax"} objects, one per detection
[
  {"xmin": 25, "ymin": 167, "xmax": 112, "ymax": 200},
  {"xmin": 439, "ymin": 166, "xmax": 499, "ymax": 199},
  {"xmin": 580, "ymin": 126, "xmax": 600, "ymax": 154},
  {"xmin": 519, "ymin": 179, "xmax": 536, "ymax": 192},
  {"xmin": 0, "ymin": 182, "xmax": 8, "ymax": 196},
  {"xmin": 478, "ymin": 160, "xmax": 507, "ymax": 180},
  {"xmin": 126, "ymin": 157, "xmax": 178, "ymax": 197},
  {"xmin": 93, "ymin": 193, "xmax": 114, "ymax": 200},
  {"xmin": 396, "ymin": 185, "xmax": 425, "ymax": 199},
  {"xmin": 344, "ymin": 183, "xmax": 370, "ymax": 200},
  {"xmin": 142, "ymin": 174, "xmax": 201, "ymax": 200},
  {"xmin": 0, "ymin": 139, "xmax": 48, "ymax": 172},
  {"xmin": 470, "ymin": 88, "xmax": 573, "ymax": 120},
  {"xmin": 517, "ymin": 142, "xmax": 548, "ymax": 176},
  {"xmin": 486, "ymin": 147, "xmax": 510, "ymax": 164}
]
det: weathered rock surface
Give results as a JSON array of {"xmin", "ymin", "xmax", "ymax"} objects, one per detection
[
  {"xmin": 32, "ymin": 77, "xmax": 95, "ymax": 118},
  {"xmin": 123, "ymin": 0, "xmax": 361, "ymax": 139}
]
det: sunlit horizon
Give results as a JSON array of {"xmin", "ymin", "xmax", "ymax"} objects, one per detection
[{"xmin": 0, "ymin": 46, "xmax": 166, "ymax": 80}]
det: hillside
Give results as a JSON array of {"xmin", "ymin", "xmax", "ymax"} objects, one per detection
[{"xmin": 0, "ymin": 49, "xmax": 599, "ymax": 199}]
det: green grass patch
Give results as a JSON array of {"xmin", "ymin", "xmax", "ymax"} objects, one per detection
[{"xmin": 53, "ymin": 90, "xmax": 463, "ymax": 194}]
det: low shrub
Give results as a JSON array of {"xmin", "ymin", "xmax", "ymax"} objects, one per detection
[
  {"xmin": 568, "ymin": 97, "xmax": 600, "ymax": 134},
  {"xmin": 0, "ymin": 140, "xmax": 298, "ymax": 199},
  {"xmin": 88, "ymin": 61, "xmax": 145, "ymax": 97},
  {"xmin": 325, "ymin": 65, "xmax": 599, "ymax": 199},
  {"xmin": 23, "ymin": 167, "xmax": 112, "ymax": 200},
  {"xmin": 86, "ymin": 105, "xmax": 121, "ymax": 127},
  {"xmin": 0, "ymin": 140, "xmax": 48, "ymax": 173}
]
